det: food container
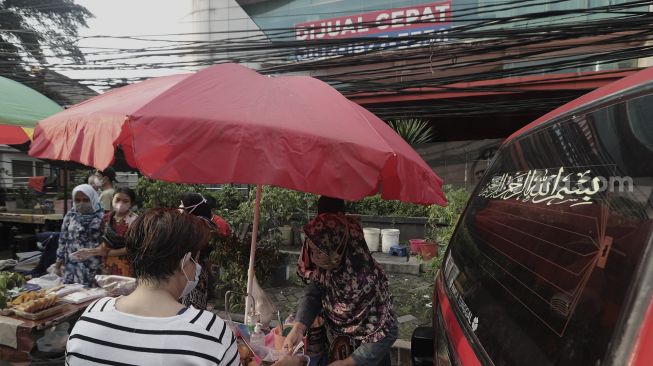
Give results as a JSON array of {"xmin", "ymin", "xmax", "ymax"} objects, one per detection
[{"xmin": 13, "ymin": 302, "xmax": 66, "ymax": 320}]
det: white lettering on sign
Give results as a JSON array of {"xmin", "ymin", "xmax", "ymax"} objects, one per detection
[
  {"xmin": 294, "ymin": 1, "xmax": 451, "ymax": 40},
  {"xmin": 478, "ymin": 167, "xmax": 602, "ymax": 207}
]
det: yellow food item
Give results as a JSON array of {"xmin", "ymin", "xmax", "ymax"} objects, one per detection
[
  {"xmin": 247, "ymin": 360, "xmax": 258, "ymax": 366},
  {"xmin": 15, "ymin": 294, "xmax": 57, "ymax": 313},
  {"xmin": 11, "ymin": 290, "xmax": 46, "ymax": 306}
]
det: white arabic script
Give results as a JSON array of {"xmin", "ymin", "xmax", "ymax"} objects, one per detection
[{"xmin": 478, "ymin": 167, "xmax": 600, "ymax": 207}]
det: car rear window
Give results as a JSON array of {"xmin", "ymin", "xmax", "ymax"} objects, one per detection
[{"xmin": 445, "ymin": 92, "xmax": 653, "ymax": 366}]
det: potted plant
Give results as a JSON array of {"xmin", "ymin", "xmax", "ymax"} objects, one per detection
[{"xmin": 423, "ymin": 185, "xmax": 470, "ymax": 263}]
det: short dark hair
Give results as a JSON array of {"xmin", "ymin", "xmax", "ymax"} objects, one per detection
[
  {"xmin": 114, "ymin": 187, "xmax": 136, "ymax": 203},
  {"xmin": 205, "ymin": 195, "xmax": 218, "ymax": 210},
  {"xmin": 181, "ymin": 192, "xmax": 212, "ymax": 220},
  {"xmin": 126, "ymin": 209, "xmax": 209, "ymax": 282},
  {"xmin": 317, "ymin": 196, "xmax": 345, "ymax": 214},
  {"xmin": 98, "ymin": 167, "xmax": 117, "ymax": 182}
]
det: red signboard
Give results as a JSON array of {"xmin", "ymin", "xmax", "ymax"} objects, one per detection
[{"xmin": 295, "ymin": 1, "xmax": 452, "ymax": 41}]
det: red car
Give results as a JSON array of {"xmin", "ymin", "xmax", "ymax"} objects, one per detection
[{"xmin": 412, "ymin": 67, "xmax": 653, "ymax": 366}]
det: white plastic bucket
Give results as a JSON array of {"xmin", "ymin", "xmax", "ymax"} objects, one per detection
[
  {"xmin": 363, "ymin": 228, "xmax": 381, "ymax": 252},
  {"xmin": 381, "ymin": 229, "xmax": 400, "ymax": 253}
]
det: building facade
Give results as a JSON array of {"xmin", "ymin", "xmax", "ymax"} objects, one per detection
[{"xmin": 191, "ymin": 0, "xmax": 653, "ymax": 188}]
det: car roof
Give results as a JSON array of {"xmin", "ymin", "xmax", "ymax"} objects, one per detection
[{"xmin": 505, "ymin": 66, "xmax": 653, "ymax": 144}]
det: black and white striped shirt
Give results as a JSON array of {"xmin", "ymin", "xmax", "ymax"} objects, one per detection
[{"xmin": 66, "ymin": 297, "xmax": 240, "ymax": 366}]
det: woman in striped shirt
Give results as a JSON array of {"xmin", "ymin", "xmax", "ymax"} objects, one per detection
[{"xmin": 66, "ymin": 209, "xmax": 240, "ymax": 366}]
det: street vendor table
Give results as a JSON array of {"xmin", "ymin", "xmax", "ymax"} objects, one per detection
[
  {"xmin": 0, "ymin": 300, "xmax": 91, "ymax": 363},
  {"xmin": 0, "ymin": 212, "xmax": 63, "ymax": 226}
]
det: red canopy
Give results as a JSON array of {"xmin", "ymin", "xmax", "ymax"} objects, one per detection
[{"xmin": 29, "ymin": 63, "xmax": 446, "ymax": 206}]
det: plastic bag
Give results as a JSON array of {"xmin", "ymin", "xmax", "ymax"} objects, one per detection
[
  {"xmin": 61, "ymin": 288, "xmax": 107, "ymax": 304},
  {"xmin": 27, "ymin": 273, "xmax": 62, "ymax": 290},
  {"xmin": 95, "ymin": 275, "xmax": 136, "ymax": 296},
  {"xmin": 251, "ymin": 274, "xmax": 277, "ymax": 328}
]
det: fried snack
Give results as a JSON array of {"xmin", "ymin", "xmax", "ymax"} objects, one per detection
[
  {"xmin": 11, "ymin": 290, "xmax": 44, "ymax": 306},
  {"xmin": 15, "ymin": 294, "xmax": 57, "ymax": 313}
]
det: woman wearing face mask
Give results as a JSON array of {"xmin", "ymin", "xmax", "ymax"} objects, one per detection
[
  {"xmin": 282, "ymin": 197, "xmax": 398, "ymax": 366},
  {"xmin": 66, "ymin": 209, "xmax": 241, "ymax": 365},
  {"xmin": 73, "ymin": 187, "xmax": 138, "ymax": 276},
  {"xmin": 179, "ymin": 192, "xmax": 216, "ymax": 310},
  {"xmin": 54, "ymin": 184, "xmax": 104, "ymax": 287}
]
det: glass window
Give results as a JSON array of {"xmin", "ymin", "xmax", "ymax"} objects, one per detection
[
  {"xmin": 445, "ymin": 92, "xmax": 653, "ymax": 365},
  {"xmin": 11, "ymin": 160, "xmax": 33, "ymax": 185}
]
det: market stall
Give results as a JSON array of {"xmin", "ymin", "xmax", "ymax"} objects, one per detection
[
  {"xmin": 0, "ymin": 272, "xmax": 113, "ymax": 362},
  {"xmin": 29, "ymin": 63, "xmax": 447, "ymax": 365}
]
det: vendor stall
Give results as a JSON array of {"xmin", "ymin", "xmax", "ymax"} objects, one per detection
[
  {"xmin": 0, "ymin": 211, "xmax": 63, "ymax": 227},
  {"xmin": 0, "ymin": 272, "xmax": 110, "ymax": 363},
  {"xmin": 0, "ymin": 301, "xmax": 90, "ymax": 362}
]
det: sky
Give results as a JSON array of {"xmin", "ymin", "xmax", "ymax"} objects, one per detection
[{"xmin": 59, "ymin": 0, "xmax": 195, "ymax": 84}]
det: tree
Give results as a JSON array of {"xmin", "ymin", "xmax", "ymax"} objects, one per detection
[{"xmin": 0, "ymin": 0, "xmax": 92, "ymax": 103}]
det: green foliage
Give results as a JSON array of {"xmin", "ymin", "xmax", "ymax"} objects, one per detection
[
  {"xmin": 136, "ymin": 177, "xmax": 207, "ymax": 208},
  {"xmin": 424, "ymin": 254, "xmax": 446, "ymax": 279},
  {"xmin": 387, "ymin": 118, "xmax": 435, "ymax": 144},
  {"xmin": 229, "ymin": 186, "xmax": 317, "ymax": 235},
  {"xmin": 0, "ymin": 272, "xmax": 25, "ymax": 309},
  {"xmin": 426, "ymin": 185, "xmax": 470, "ymax": 245},
  {"xmin": 347, "ymin": 195, "xmax": 429, "ymax": 217},
  {"xmin": 209, "ymin": 185, "xmax": 246, "ymax": 211},
  {"xmin": 13, "ymin": 187, "xmax": 37, "ymax": 208},
  {"xmin": 209, "ymin": 233, "xmax": 284, "ymax": 312}
]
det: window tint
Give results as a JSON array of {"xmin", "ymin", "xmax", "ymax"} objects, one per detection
[{"xmin": 446, "ymin": 93, "xmax": 653, "ymax": 366}]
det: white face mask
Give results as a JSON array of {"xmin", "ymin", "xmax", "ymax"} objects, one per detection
[
  {"xmin": 179, "ymin": 253, "xmax": 201, "ymax": 299},
  {"xmin": 114, "ymin": 202, "xmax": 130, "ymax": 215}
]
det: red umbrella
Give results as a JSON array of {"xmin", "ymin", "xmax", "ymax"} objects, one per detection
[{"xmin": 29, "ymin": 63, "xmax": 446, "ymax": 317}]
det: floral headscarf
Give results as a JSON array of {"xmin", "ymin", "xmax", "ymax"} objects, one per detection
[{"xmin": 299, "ymin": 213, "xmax": 395, "ymax": 344}]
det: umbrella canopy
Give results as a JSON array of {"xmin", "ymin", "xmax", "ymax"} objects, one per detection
[
  {"xmin": 29, "ymin": 63, "xmax": 446, "ymax": 206},
  {"xmin": 0, "ymin": 76, "xmax": 63, "ymax": 145},
  {"xmin": 29, "ymin": 63, "xmax": 447, "ymax": 320}
]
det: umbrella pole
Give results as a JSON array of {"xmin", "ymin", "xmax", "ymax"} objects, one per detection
[
  {"xmin": 63, "ymin": 165, "xmax": 69, "ymax": 213},
  {"xmin": 244, "ymin": 184, "xmax": 262, "ymax": 324}
]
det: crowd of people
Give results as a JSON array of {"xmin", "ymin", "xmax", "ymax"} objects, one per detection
[{"xmin": 54, "ymin": 170, "xmax": 396, "ymax": 365}]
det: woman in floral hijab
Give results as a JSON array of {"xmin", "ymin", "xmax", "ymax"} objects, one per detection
[
  {"xmin": 284, "ymin": 197, "xmax": 398, "ymax": 366},
  {"xmin": 54, "ymin": 184, "xmax": 104, "ymax": 287}
]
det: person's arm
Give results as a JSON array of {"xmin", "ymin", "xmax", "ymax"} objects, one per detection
[
  {"xmin": 295, "ymin": 282, "xmax": 323, "ymax": 328},
  {"xmin": 72, "ymin": 217, "xmax": 106, "ymax": 260},
  {"xmin": 283, "ymin": 282, "xmax": 323, "ymax": 353}
]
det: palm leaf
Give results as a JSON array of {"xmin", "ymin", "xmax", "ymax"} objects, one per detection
[{"xmin": 387, "ymin": 118, "xmax": 435, "ymax": 144}]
